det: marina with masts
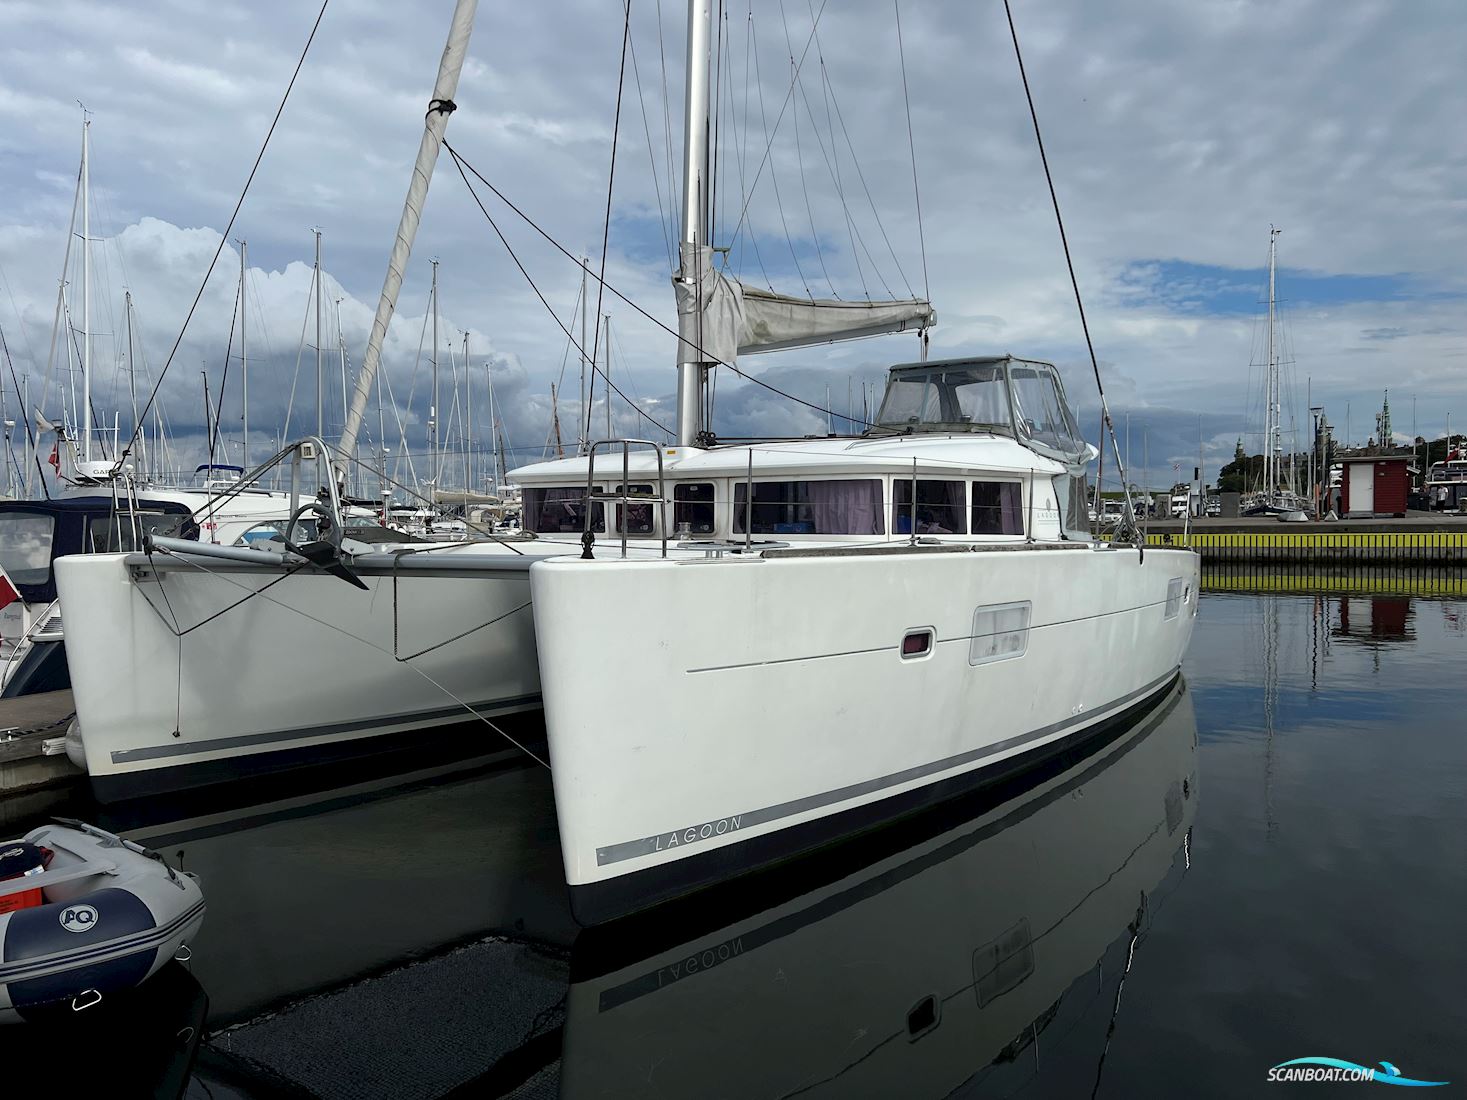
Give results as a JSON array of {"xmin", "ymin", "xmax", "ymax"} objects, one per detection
[{"xmin": 0, "ymin": 0, "xmax": 1462, "ymax": 1094}]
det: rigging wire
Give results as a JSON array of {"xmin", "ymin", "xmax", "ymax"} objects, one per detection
[
  {"xmin": 445, "ymin": 147, "xmax": 674, "ymax": 437},
  {"xmin": 748, "ymin": 9, "xmax": 812, "ymax": 296},
  {"xmin": 626, "ymin": 23, "xmax": 676, "ymax": 272},
  {"xmin": 778, "ymin": 0, "xmax": 837, "ymax": 298},
  {"xmin": 444, "ymin": 141, "xmax": 873, "ymax": 430},
  {"xmin": 586, "ymin": 0, "xmax": 635, "ymax": 449},
  {"xmin": 0, "ymin": 325, "xmax": 50, "ymax": 497},
  {"xmin": 894, "ymin": 0, "xmax": 929, "ymax": 303},
  {"xmin": 654, "ymin": 0, "xmax": 681, "ymax": 255},
  {"xmin": 1002, "ymin": 0, "xmax": 1137, "ymax": 536},
  {"xmin": 119, "ymin": 0, "xmax": 330, "ymax": 466},
  {"xmin": 723, "ymin": 0, "xmax": 829, "ymax": 262}
]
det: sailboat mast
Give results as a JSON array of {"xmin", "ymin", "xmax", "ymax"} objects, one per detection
[
  {"xmin": 579, "ymin": 260, "xmax": 588, "ymax": 453},
  {"xmin": 430, "ymin": 260, "xmax": 440, "ymax": 490},
  {"xmin": 314, "ymin": 229, "xmax": 323, "ymax": 440},
  {"xmin": 464, "ymin": 331, "xmax": 473, "ymax": 491},
  {"xmin": 81, "ymin": 115, "xmax": 91, "ymax": 463},
  {"xmin": 125, "ymin": 290, "xmax": 140, "ymax": 476},
  {"xmin": 675, "ymin": 0, "xmax": 714, "ymax": 447},
  {"xmin": 604, "ymin": 313, "xmax": 613, "ymax": 440},
  {"xmin": 1266, "ymin": 226, "xmax": 1279, "ymax": 505},
  {"xmin": 337, "ymin": 0, "xmax": 478, "ymax": 482},
  {"xmin": 551, "ymin": 383, "xmax": 565, "ymax": 458},
  {"xmin": 239, "ymin": 240, "xmax": 249, "ymax": 468}
]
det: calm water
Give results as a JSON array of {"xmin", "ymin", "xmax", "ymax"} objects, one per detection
[{"xmin": 6, "ymin": 585, "xmax": 1466, "ymax": 1097}]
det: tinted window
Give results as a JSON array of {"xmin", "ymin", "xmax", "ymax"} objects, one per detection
[
  {"xmin": 0, "ymin": 513, "xmax": 55, "ymax": 584},
  {"xmin": 893, "ymin": 479, "xmax": 967, "ymax": 534},
  {"xmin": 733, "ymin": 480, "xmax": 884, "ymax": 535},
  {"xmin": 972, "ymin": 482, "xmax": 1024, "ymax": 535},
  {"xmin": 523, "ymin": 487, "xmax": 604, "ymax": 533},
  {"xmin": 674, "ymin": 482, "xmax": 716, "ymax": 535}
]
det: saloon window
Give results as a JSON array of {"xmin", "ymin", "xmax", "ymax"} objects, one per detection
[
  {"xmin": 893, "ymin": 479, "xmax": 967, "ymax": 535},
  {"xmin": 614, "ymin": 484, "xmax": 657, "ymax": 535},
  {"xmin": 972, "ymin": 482, "xmax": 1024, "ymax": 535},
  {"xmin": 89, "ymin": 512, "xmax": 193, "ymax": 553},
  {"xmin": 674, "ymin": 482, "xmax": 716, "ymax": 535},
  {"xmin": 0, "ymin": 512, "xmax": 55, "ymax": 585},
  {"xmin": 523, "ymin": 487, "xmax": 604, "ymax": 533},
  {"xmin": 733, "ymin": 480, "xmax": 884, "ymax": 535}
]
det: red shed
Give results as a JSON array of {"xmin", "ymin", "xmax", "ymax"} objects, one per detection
[{"xmin": 1339, "ymin": 455, "xmax": 1411, "ymax": 517}]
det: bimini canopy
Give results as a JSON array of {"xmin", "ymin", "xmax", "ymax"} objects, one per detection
[
  {"xmin": 675, "ymin": 244, "xmax": 935, "ymax": 367},
  {"xmin": 873, "ymin": 356, "xmax": 1093, "ymax": 466}
]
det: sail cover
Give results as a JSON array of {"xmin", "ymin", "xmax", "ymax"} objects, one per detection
[{"xmin": 674, "ymin": 244, "xmax": 935, "ymax": 367}]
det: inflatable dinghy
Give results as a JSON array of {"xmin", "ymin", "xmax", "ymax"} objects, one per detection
[{"xmin": 0, "ymin": 819, "xmax": 205, "ymax": 1024}]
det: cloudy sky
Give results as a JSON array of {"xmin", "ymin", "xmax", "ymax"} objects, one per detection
[{"xmin": 0, "ymin": 0, "xmax": 1461, "ymax": 494}]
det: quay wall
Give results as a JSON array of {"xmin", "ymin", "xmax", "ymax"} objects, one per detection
[{"xmin": 1116, "ymin": 519, "xmax": 1467, "ymax": 564}]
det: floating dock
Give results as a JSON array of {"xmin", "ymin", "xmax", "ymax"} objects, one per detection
[
  {"xmin": 1131, "ymin": 515, "xmax": 1467, "ymax": 564},
  {"xmin": 0, "ymin": 690, "xmax": 84, "ymax": 821}
]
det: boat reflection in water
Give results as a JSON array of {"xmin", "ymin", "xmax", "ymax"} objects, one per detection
[{"xmin": 563, "ymin": 678, "xmax": 1198, "ymax": 1098}]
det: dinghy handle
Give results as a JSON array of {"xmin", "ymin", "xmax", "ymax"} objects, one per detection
[
  {"xmin": 174, "ymin": 944, "xmax": 193, "ymax": 963},
  {"xmin": 71, "ymin": 989, "xmax": 102, "ymax": 1013},
  {"xmin": 49, "ymin": 818, "xmax": 186, "ymax": 888}
]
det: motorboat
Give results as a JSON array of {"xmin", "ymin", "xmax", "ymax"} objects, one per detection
[{"xmin": 0, "ymin": 820, "xmax": 205, "ymax": 1024}]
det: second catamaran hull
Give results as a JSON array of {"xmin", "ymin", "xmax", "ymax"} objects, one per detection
[
  {"xmin": 54, "ymin": 549, "xmax": 545, "ymax": 800},
  {"xmin": 530, "ymin": 543, "xmax": 1200, "ymax": 926}
]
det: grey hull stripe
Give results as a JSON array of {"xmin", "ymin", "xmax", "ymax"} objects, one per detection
[
  {"xmin": 110, "ymin": 692, "xmax": 542, "ymax": 764},
  {"xmin": 594, "ymin": 670, "xmax": 1176, "ymax": 866}
]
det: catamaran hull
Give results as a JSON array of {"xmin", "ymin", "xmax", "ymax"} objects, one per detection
[
  {"xmin": 54, "ymin": 551, "xmax": 543, "ymax": 800},
  {"xmin": 530, "ymin": 543, "xmax": 1200, "ymax": 926}
]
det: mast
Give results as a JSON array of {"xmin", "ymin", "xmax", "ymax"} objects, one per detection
[
  {"xmin": 464, "ymin": 331, "xmax": 472, "ymax": 491},
  {"xmin": 430, "ymin": 260, "xmax": 440, "ymax": 490},
  {"xmin": 238, "ymin": 240, "xmax": 249, "ymax": 468},
  {"xmin": 125, "ymin": 290, "xmax": 140, "ymax": 477},
  {"xmin": 551, "ymin": 383, "xmax": 565, "ymax": 458},
  {"xmin": 675, "ymin": 0, "xmax": 714, "ymax": 447},
  {"xmin": 1266, "ymin": 226, "xmax": 1280, "ymax": 506},
  {"xmin": 604, "ymin": 313, "xmax": 613, "ymax": 440},
  {"xmin": 313, "ymin": 229, "xmax": 325, "ymax": 440},
  {"xmin": 579, "ymin": 260, "xmax": 588, "ymax": 453},
  {"xmin": 485, "ymin": 356, "xmax": 494, "ymax": 492},
  {"xmin": 337, "ymin": 0, "xmax": 478, "ymax": 480},
  {"xmin": 496, "ymin": 417, "xmax": 508, "ymax": 494},
  {"xmin": 81, "ymin": 114, "xmax": 91, "ymax": 462}
]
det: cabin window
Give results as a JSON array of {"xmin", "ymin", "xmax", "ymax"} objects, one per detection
[
  {"xmin": 733, "ymin": 480, "xmax": 884, "ymax": 535},
  {"xmin": 892, "ymin": 480, "xmax": 966, "ymax": 535},
  {"xmin": 970, "ymin": 602, "xmax": 1031, "ymax": 665},
  {"xmin": 971, "ymin": 482, "xmax": 1024, "ymax": 535},
  {"xmin": 0, "ymin": 513, "xmax": 54, "ymax": 585},
  {"xmin": 614, "ymin": 485, "xmax": 657, "ymax": 535},
  {"xmin": 674, "ymin": 482, "xmax": 716, "ymax": 535},
  {"xmin": 523, "ymin": 487, "xmax": 604, "ymax": 534},
  {"xmin": 88, "ymin": 512, "xmax": 192, "ymax": 553},
  {"xmin": 1008, "ymin": 365, "xmax": 1083, "ymax": 455}
]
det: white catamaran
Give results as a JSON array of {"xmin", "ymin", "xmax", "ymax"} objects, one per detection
[{"xmin": 513, "ymin": 1, "xmax": 1200, "ymax": 923}]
